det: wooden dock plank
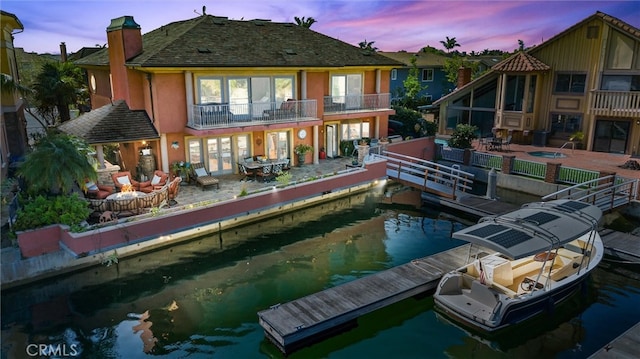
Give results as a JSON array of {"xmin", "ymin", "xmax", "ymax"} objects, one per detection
[
  {"xmin": 257, "ymin": 243, "xmax": 480, "ymax": 352},
  {"xmin": 600, "ymin": 230, "xmax": 640, "ymax": 260},
  {"xmin": 589, "ymin": 322, "xmax": 640, "ymax": 358}
]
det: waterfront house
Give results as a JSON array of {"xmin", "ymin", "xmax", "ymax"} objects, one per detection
[
  {"xmin": 379, "ymin": 50, "xmax": 455, "ymax": 103},
  {"xmin": 0, "ymin": 10, "xmax": 28, "ymax": 179},
  {"xmin": 433, "ymin": 11, "xmax": 640, "ymax": 156},
  {"xmin": 71, "ymin": 14, "xmax": 401, "ymax": 180}
]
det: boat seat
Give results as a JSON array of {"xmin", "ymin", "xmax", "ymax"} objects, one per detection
[{"xmin": 469, "ymin": 280, "xmax": 498, "ymax": 308}]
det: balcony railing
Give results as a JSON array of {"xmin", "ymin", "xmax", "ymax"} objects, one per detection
[
  {"xmin": 323, "ymin": 93, "xmax": 391, "ymax": 114},
  {"xmin": 188, "ymin": 100, "xmax": 317, "ymax": 130},
  {"xmin": 589, "ymin": 90, "xmax": 640, "ymax": 117}
]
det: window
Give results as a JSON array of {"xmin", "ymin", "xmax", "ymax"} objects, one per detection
[
  {"xmin": 197, "ymin": 75, "xmax": 295, "ymax": 105},
  {"xmin": 601, "ymin": 75, "xmax": 640, "ymax": 91},
  {"xmin": 331, "ymin": 74, "xmax": 362, "ymax": 105},
  {"xmin": 554, "ymin": 73, "xmax": 586, "ymax": 94},
  {"xmin": 188, "ymin": 139, "xmax": 202, "ymax": 164},
  {"xmin": 607, "ymin": 30, "xmax": 635, "ymax": 70},
  {"xmin": 391, "ymin": 69, "xmax": 397, "ymax": 81},
  {"xmin": 504, "ymin": 75, "xmax": 525, "ymax": 111},
  {"xmin": 421, "ymin": 69, "xmax": 434, "ymax": 82},
  {"xmin": 341, "ymin": 121, "xmax": 370, "ymax": 140},
  {"xmin": 550, "ymin": 113, "xmax": 582, "ymax": 139},
  {"xmin": 198, "ymin": 78, "xmax": 223, "ymax": 104},
  {"xmin": 266, "ymin": 131, "xmax": 290, "ymax": 160},
  {"xmin": 274, "ymin": 77, "xmax": 294, "ymax": 103}
]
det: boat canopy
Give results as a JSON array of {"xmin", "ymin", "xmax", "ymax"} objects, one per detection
[{"xmin": 452, "ymin": 200, "xmax": 602, "ymax": 259}]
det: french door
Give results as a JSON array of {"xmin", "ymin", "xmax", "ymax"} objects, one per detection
[
  {"xmin": 207, "ymin": 137, "xmax": 233, "ymax": 174},
  {"xmin": 593, "ymin": 120, "xmax": 630, "ymax": 154},
  {"xmin": 325, "ymin": 124, "xmax": 339, "ymax": 158}
]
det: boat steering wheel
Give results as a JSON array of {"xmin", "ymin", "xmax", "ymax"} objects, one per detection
[{"xmin": 520, "ymin": 280, "xmax": 534, "ymax": 292}]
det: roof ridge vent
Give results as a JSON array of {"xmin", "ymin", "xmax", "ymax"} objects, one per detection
[
  {"xmin": 252, "ymin": 19, "xmax": 271, "ymax": 25},
  {"xmin": 212, "ymin": 16, "xmax": 228, "ymax": 25}
]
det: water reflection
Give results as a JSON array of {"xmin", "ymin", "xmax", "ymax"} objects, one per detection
[{"xmin": 1, "ymin": 190, "xmax": 639, "ymax": 358}]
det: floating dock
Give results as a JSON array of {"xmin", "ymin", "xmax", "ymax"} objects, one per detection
[
  {"xmin": 257, "ymin": 243, "xmax": 483, "ymax": 354},
  {"xmin": 258, "ymin": 192, "xmax": 640, "ymax": 355}
]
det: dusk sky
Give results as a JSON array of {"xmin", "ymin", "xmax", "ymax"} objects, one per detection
[{"xmin": 3, "ymin": 1, "xmax": 640, "ymax": 55}]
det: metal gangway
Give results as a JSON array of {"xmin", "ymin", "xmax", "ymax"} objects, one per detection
[
  {"xmin": 542, "ymin": 175, "xmax": 639, "ymax": 212},
  {"xmin": 373, "ymin": 152, "xmax": 474, "ymax": 200}
]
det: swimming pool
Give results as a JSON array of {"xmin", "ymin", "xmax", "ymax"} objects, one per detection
[
  {"xmin": 527, "ymin": 151, "xmax": 567, "ymax": 158},
  {"xmin": 435, "ymin": 139, "xmax": 448, "ymax": 146}
]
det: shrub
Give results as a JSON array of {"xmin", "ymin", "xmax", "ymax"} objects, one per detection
[
  {"xmin": 13, "ymin": 194, "xmax": 91, "ymax": 232},
  {"xmin": 449, "ymin": 124, "xmax": 478, "ymax": 149}
]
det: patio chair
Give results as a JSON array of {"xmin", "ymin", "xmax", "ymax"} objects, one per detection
[
  {"xmin": 191, "ymin": 162, "xmax": 219, "ymax": 190},
  {"xmin": 111, "ymin": 171, "xmax": 152, "ymax": 193},
  {"xmin": 256, "ymin": 163, "xmax": 274, "ymax": 182},
  {"xmin": 501, "ymin": 135, "xmax": 512, "ymax": 152},
  {"xmin": 238, "ymin": 162, "xmax": 254, "ymax": 181},
  {"xmin": 84, "ymin": 180, "xmax": 114, "ymax": 200},
  {"xmin": 149, "ymin": 170, "xmax": 169, "ymax": 189},
  {"xmin": 167, "ymin": 177, "xmax": 182, "ymax": 205},
  {"xmin": 272, "ymin": 161, "xmax": 285, "ymax": 175}
]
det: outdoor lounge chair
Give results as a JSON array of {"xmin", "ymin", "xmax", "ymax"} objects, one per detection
[{"xmin": 191, "ymin": 162, "xmax": 219, "ymax": 190}]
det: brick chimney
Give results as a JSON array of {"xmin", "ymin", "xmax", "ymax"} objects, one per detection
[
  {"xmin": 457, "ymin": 66, "xmax": 472, "ymax": 88},
  {"xmin": 106, "ymin": 16, "xmax": 142, "ymax": 104},
  {"xmin": 59, "ymin": 42, "xmax": 67, "ymax": 62}
]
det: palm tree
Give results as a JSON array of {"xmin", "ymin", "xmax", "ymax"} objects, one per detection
[
  {"xmin": 0, "ymin": 73, "xmax": 32, "ymax": 96},
  {"xmin": 17, "ymin": 133, "xmax": 97, "ymax": 195},
  {"xmin": 32, "ymin": 61, "xmax": 85, "ymax": 124},
  {"xmin": 358, "ymin": 39, "xmax": 378, "ymax": 54},
  {"xmin": 440, "ymin": 36, "xmax": 461, "ymax": 53},
  {"xmin": 294, "ymin": 16, "xmax": 316, "ymax": 28}
]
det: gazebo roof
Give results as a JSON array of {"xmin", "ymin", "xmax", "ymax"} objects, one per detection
[
  {"xmin": 58, "ymin": 100, "xmax": 159, "ymax": 145},
  {"xmin": 492, "ymin": 51, "xmax": 550, "ymax": 72}
]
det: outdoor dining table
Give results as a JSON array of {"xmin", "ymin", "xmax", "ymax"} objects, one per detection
[{"xmin": 243, "ymin": 159, "xmax": 288, "ymax": 181}]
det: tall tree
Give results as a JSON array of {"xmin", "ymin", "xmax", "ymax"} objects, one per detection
[
  {"xmin": 358, "ymin": 39, "xmax": 378, "ymax": 54},
  {"xmin": 403, "ymin": 55, "xmax": 423, "ymax": 99},
  {"xmin": 440, "ymin": 36, "xmax": 461, "ymax": 53},
  {"xmin": 32, "ymin": 61, "xmax": 85, "ymax": 125},
  {"xmin": 294, "ymin": 16, "xmax": 316, "ymax": 28}
]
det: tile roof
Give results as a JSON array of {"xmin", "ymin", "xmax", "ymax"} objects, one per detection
[
  {"xmin": 58, "ymin": 100, "xmax": 159, "ymax": 144},
  {"xmin": 75, "ymin": 15, "xmax": 402, "ymax": 68},
  {"xmin": 491, "ymin": 51, "xmax": 550, "ymax": 72}
]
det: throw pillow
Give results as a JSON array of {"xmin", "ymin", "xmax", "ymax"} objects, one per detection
[
  {"xmin": 86, "ymin": 181, "xmax": 99, "ymax": 191},
  {"xmin": 151, "ymin": 175, "xmax": 162, "ymax": 185},
  {"xmin": 195, "ymin": 167, "xmax": 208, "ymax": 177},
  {"xmin": 117, "ymin": 176, "xmax": 131, "ymax": 185}
]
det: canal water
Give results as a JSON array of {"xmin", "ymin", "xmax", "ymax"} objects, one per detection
[{"xmin": 2, "ymin": 190, "xmax": 639, "ymax": 358}]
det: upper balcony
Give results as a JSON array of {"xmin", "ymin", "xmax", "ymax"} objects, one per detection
[
  {"xmin": 323, "ymin": 93, "xmax": 392, "ymax": 115},
  {"xmin": 188, "ymin": 100, "xmax": 318, "ymax": 130},
  {"xmin": 589, "ymin": 90, "xmax": 640, "ymax": 118}
]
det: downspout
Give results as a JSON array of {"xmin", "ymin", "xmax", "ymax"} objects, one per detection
[{"xmin": 147, "ymin": 73, "xmax": 155, "ymax": 121}]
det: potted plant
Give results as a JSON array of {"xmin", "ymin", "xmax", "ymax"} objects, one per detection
[
  {"xmin": 171, "ymin": 161, "xmax": 191, "ymax": 182},
  {"xmin": 569, "ymin": 131, "xmax": 584, "ymax": 149},
  {"xmin": 294, "ymin": 143, "xmax": 313, "ymax": 166}
]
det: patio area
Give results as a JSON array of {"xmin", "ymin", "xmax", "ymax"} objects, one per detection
[{"xmin": 166, "ymin": 156, "xmax": 358, "ymax": 209}]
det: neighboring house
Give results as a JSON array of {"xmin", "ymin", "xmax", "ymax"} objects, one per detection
[
  {"xmin": 0, "ymin": 10, "xmax": 28, "ymax": 179},
  {"xmin": 379, "ymin": 51, "xmax": 454, "ymax": 103},
  {"xmin": 70, "ymin": 14, "xmax": 401, "ymax": 179},
  {"xmin": 434, "ymin": 11, "xmax": 640, "ymax": 156}
]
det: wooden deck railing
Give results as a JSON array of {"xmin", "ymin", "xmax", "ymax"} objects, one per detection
[{"xmin": 590, "ymin": 90, "xmax": 640, "ymax": 117}]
